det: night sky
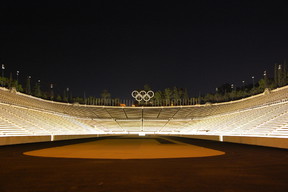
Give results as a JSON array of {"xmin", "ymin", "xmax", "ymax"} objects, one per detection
[{"xmin": 1, "ymin": 1, "xmax": 288, "ymax": 99}]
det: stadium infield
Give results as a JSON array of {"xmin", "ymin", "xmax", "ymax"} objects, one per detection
[
  {"xmin": 0, "ymin": 136, "xmax": 288, "ymax": 192},
  {"xmin": 24, "ymin": 136, "xmax": 225, "ymax": 159}
]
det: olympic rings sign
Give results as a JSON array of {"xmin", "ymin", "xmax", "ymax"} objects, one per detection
[{"xmin": 131, "ymin": 90, "xmax": 154, "ymax": 102}]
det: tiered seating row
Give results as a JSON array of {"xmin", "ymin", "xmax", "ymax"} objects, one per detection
[
  {"xmin": 1, "ymin": 86, "xmax": 288, "ymax": 136},
  {"xmin": 1, "ymin": 86, "xmax": 288, "ymax": 121},
  {"xmin": 180, "ymin": 101, "xmax": 288, "ymax": 137},
  {"xmin": 0, "ymin": 103, "xmax": 102, "ymax": 136}
]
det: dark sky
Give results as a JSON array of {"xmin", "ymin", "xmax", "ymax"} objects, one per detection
[{"xmin": 1, "ymin": 0, "xmax": 288, "ymax": 98}]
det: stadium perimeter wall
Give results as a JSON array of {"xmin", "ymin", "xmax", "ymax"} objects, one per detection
[
  {"xmin": 223, "ymin": 136, "xmax": 288, "ymax": 149},
  {"xmin": 0, "ymin": 136, "xmax": 50, "ymax": 146},
  {"xmin": 180, "ymin": 135, "xmax": 288, "ymax": 149},
  {"xmin": 1, "ymin": 134, "xmax": 288, "ymax": 149},
  {"xmin": 0, "ymin": 134, "xmax": 103, "ymax": 146},
  {"xmin": 180, "ymin": 135, "xmax": 220, "ymax": 141}
]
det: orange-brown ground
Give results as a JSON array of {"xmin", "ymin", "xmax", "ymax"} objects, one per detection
[
  {"xmin": 24, "ymin": 137, "xmax": 225, "ymax": 159},
  {"xmin": 0, "ymin": 136, "xmax": 288, "ymax": 192}
]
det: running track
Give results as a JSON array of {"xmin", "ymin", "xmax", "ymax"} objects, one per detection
[{"xmin": 0, "ymin": 136, "xmax": 287, "ymax": 192}]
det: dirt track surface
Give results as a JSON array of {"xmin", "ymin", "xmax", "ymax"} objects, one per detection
[
  {"xmin": 24, "ymin": 137, "xmax": 225, "ymax": 159},
  {"xmin": 0, "ymin": 136, "xmax": 288, "ymax": 192}
]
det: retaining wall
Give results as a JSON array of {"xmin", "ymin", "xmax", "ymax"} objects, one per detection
[
  {"xmin": 1, "ymin": 134, "xmax": 287, "ymax": 149},
  {"xmin": 53, "ymin": 134, "xmax": 101, "ymax": 141},
  {"xmin": 0, "ymin": 134, "xmax": 103, "ymax": 146},
  {"xmin": 223, "ymin": 136, "xmax": 288, "ymax": 149},
  {"xmin": 179, "ymin": 135, "xmax": 288, "ymax": 149},
  {"xmin": 180, "ymin": 135, "xmax": 221, "ymax": 141},
  {"xmin": 0, "ymin": 136, "xmax": 51, "ymax": 146}
]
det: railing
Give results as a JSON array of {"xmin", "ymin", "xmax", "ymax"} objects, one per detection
[{"xmin": 83, "ymin": 98, "xmax": 201, "ymax": 107}]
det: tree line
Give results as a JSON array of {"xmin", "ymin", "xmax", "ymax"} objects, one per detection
[
  {"xmin": 201, "ymin": 62, "xmax": 287, "ymax": 104},
  {"xmin": 0, "ymin": 61, "xmax": 288, "ymax": 106}
]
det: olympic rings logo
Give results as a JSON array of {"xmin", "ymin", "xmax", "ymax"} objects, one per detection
[{"xmin": 131, "ymin": 90, "xmax": 154, "ymax": 102}]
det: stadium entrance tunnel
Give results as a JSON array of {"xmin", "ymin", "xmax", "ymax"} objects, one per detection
[{"xmin": 23, "ymin": 136, "xmax": 225, "ymax": 159}]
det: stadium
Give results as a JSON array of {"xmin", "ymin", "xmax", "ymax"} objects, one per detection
[
  {"xmin": 1, "ymin": 85, "xmax": 288, "ymax": 191},
  {"xmin": 1, "ymin": 86, "xmax": 288, "ymax": 146},
  {"xmin": 2, "ymin": 1, "xmax": 288, "ymax": 191}
]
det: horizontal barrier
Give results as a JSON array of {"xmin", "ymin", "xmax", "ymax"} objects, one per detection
[
  {"xmin": 53, "ymin": 134, "xmax": 101, "ymax": 141},
  {"xmin": 0, "ymin": 135, "xmax": 51, "ymax": 146},
  {"xmin": 179, "ymin": 135, "xmax": 221, "ymax": 141},
  {"xmin": 178, "ymin": 135, "xmax": 288, "ymax": 149},
  {"xmin": 1, "ymin": 134, "xmax": 287, "ymax": 150},
  {"xmin": 0, "ymin": 134, "xmax": 107, "ymax": 146},
  {"xmin": 223, "ymin": 136, "xmax": 288, "ymax": 149}
]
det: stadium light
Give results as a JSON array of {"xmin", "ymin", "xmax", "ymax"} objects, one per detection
[
  {"xmin": 16, "ymin": 71, "xmax": 19, "ymax": 83},
  {"xmin": 66, "ymin": 88, "xmax": 70, "ymax": 102},
  {"xmin": 1, "ymin": 64, "xmax": 5, "ymax": 87},
  {"xmin": 50, "ymin": 84, "xmax": 54, "ymax": 101},
  {"xmin": 278, "ymin": 65, "xmax": 281, "ymax": 70},
  {"xmin": 263, "ymin": 71, "xmax": 267, "ymax": 88},
  {"xmin": 27, "ymin": 76, "xmax": 32, "ymax": 94},
  {"xmin": 252, "ymin": 76, "xmax": 255, "ymax": 88}
]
